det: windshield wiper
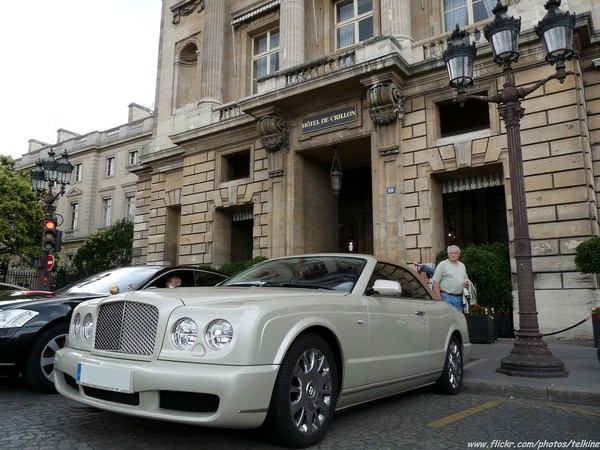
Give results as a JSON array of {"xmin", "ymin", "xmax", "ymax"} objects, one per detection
[
  {"xmin": 226, "ymin": 281, "xmax": 334, "ymax": 290},
  {"xmin": 276, "ymin": 283, "xmax": 335, "ymax": 290},
  {"xmin": 226, "ymin": 281, "xmax": 267, "ymax": 287}
]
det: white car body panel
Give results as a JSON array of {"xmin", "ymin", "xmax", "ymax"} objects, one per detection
[{"xmin": 55, "ymin": 254, "xmax": 471, "ymax": 433}]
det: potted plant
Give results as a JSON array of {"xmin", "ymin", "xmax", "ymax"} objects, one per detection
[
  {"xmin": 592, "ymin": 306, "xmax": 600, "ymax": 348},
  {"xmin": 464, "ymin": 304, "xmax": 497, "ymax": 344},
  {"xmin": 574, "ymin": 236, "xmax": 600, "ymax": 347}
]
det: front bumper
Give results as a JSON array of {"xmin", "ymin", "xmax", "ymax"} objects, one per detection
[{"xmin": 55, "ymin": 348, "xmax": 279, "ymax": 429}]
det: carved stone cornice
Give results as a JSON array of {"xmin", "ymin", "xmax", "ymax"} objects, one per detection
[
  {"xmin": 367, "ymin": 82, "xmax": 405, "ymax": 126},
  {"xmin": 171, "ymin": 0, "xmax": 205, "ymax": 25},
  {"xmin": 257, "ymin": 114, "xmax": 289, "ymax": 153}
]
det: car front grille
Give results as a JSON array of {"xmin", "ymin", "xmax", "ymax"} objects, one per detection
[{"xmin": 94, "ymin": 301, "xmax": 159, "ymax": 356}]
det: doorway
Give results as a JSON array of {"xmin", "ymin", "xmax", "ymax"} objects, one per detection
[
  {"xmin": 298, "ymin": 138, "xmax": 373, "ymax": 254},
  {"xmin": 337, "ymin": 166, "xmax": 373, "ymax": 254}
]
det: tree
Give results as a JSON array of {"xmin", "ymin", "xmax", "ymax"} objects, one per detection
[
  {"xmin": 0, "ymin": 156, "xmax": 44, "ymax": 263},
  {"xmin": 69, "ymin": 219, "xmax": 134, "ymax": 278}
]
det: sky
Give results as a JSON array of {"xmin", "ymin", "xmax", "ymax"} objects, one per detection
[{"xmin": 0, "ymin": 0, "xmax": 162, "ymax": 160}]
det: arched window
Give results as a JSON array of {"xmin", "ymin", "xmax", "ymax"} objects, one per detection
[{"xmin": 175, "ymin": 42, "xmax": 198, "ymax": 108}]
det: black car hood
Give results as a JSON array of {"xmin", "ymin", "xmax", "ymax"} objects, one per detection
[{"xmin": 0, "ymin": 292, "xmax": 108, "ymax": 310}]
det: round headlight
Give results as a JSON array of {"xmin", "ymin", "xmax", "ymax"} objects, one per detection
[
  {"xmin": 72, "ymin": 313, "xmax": 81, "ymax": 337},
  {"xmin": 81, "ymin": 314, "xmax": 94, "ymax": 340},
  {"xmin": 172, "ymin": 318, "xmax": 198, "ymax": 350},
  {"xmin": 206, "ymin": 319, "xmax": 233, "ymax": 350}
]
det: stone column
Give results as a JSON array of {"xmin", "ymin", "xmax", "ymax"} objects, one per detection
[
  {"xmin": 279, "ymin": 0, "xmax": 304, "ymax": 69},
  {"xmin": 380, "ymin": 0, "xmax": 411, "ymax": 39},
  {"xmin": 200, "ymin": 0, "xmax": 225, "ymax": 103}
]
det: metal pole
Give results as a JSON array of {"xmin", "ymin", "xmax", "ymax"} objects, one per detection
[
  {"xmin": 36, "ymin": 183, "xmax": 57, "ymax": 291},
  {"xmin": 495, "ymin": 68, "xmax": 568, "ymax": 377}
]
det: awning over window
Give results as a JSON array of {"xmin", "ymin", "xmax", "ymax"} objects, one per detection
[
  {"xmin": 232, "ymin": 209, "xmax": 253, "ymax": 221},
  {"xmin": 442, "ymin": 173, "xmax": 504, "ymax": 194},
  {"xmin": 231, "ymin": 0, "xmax": 281, "ymax": 27}
]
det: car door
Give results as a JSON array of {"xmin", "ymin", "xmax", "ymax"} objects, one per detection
[
  {"xmin": 193, "ymin": 269, "xmax": 228, "ymax": 286},
  {"xmin": 365, "ymin": 263, "xmax": 430, "ymax": 384}
]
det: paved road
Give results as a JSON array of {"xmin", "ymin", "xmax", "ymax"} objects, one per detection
[{"xmin": 3, "ymin": 375, "xmax": 600, "ymax": 450}]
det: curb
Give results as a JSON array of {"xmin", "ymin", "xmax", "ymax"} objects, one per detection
[{"xmin": 462, "ymin": 380, "xmax": 600, "ymax": 407}]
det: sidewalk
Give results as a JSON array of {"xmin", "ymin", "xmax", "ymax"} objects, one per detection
[{"xmin": 463, "ymin": 339, "xmax": 600, "ymax": 407}]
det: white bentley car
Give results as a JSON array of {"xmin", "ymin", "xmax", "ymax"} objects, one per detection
[{"xmin": 55, "ymin": 254, "xmax": 471, "ymax": 448}]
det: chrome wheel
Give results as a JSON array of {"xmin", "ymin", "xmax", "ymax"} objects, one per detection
[
  {"xmin": 435, "ymin": 336, "xmax": 463, "ymax": 395},
  {"xmin": 445, "ymin": 339, "xmax": 462, "ymax": 390},
  {"xmin": 39, "ymin": 333, "xmax": 67, "ymax": 382},
  {"xmin": 263, "ymin": 333, "xmax": 338, "ymax": 448},
  {"xmin": 289, "ymin": 348, "xmax": 333, "ymax": 434},
  {"xmin": 24, "ymin": 323, "xmax": 68, "ymax": 393}
]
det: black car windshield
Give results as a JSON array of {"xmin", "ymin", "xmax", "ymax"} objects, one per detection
[
  {"xmin": 221, "ymin": 256, "xmax": 366, "ymax": 292},
  {"xmin": 55, "ymin": 267, "xmax": 164, "ymax": 295}
]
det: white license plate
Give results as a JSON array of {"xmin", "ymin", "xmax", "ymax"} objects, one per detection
[{"xmin": 76, "ymin": 363, "xmax": 133, "ymax": 393}]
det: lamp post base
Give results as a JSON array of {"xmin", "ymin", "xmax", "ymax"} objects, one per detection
[{"xmin": 497, "ymin": 337, "xmax": 568, "ymax": 378}]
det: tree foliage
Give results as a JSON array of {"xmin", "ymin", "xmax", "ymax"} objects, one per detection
[
  {"xmin": 218, "ymin": 256, "xmax": 268, "ymax": 276},
  {"xmin": 69, "ymin": 219, "xmax": 134, "ymax": 278},
  {"xmin": 0, "ymin": 156, "xmax": 44, "ymax": 263}
]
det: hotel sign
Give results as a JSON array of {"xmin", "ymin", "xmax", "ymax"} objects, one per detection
[{"xmin": 301, "ymin": 105, "xmax": 357, "ymax": 133}]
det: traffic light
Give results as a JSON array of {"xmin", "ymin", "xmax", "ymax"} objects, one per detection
[{"xmin": 41, "ymin": 218, "xmax": 59, "ymax": 252}]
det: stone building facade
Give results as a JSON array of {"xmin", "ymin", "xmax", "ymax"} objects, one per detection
[
  {"xmin": 16, "ymin": 104, "xmax": 153, "ymax": 263},
  {"xmin": 131, "ymin": 0, "xmax": 600, "ymax": 339}
]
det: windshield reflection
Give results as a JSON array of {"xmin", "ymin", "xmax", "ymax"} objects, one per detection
[
  {"xmin": 56, "ymin": 267, "xmax": 163, "ymax": 295},
  {"xmin": 222, "ymin": 256, "xmax": 366, "ymax": 292}
]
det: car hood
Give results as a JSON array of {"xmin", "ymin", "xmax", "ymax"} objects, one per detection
[
  {"xmin": 0, "ymin": 292, "xmax": 107, "ymax": 310},
  {"xmin": 105, "ymin": 286, "xmax": 347, "ymax": 308}
]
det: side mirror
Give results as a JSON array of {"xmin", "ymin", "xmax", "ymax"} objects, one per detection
[{"xmin": 372, "ymin": 280, "xmax": 402, "ymax": 296}]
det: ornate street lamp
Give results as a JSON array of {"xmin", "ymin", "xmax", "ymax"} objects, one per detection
[
  {"xmin": 30, "ymin": 149, "xmax": 74, "ymax": 290},
  {"xmin": 31, "ymin": 149, "xmax": 74, "ymax": 217},
  {"xmin": 442, "ymin": 0, "xmax": 576, "ymax": 377},
  {"xmin": 442, "ymin": 25, "xmax": 477, "ymax": 95}
]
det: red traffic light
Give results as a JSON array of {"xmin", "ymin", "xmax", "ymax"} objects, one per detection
[{"xmin": 41, "ymin": 218, "xmax": 60, "ymax": 252}]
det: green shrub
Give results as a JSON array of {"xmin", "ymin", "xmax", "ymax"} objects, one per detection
[
  {"xmin": 574, "ymin": 236, "xmax": 600, "ymax": 274},
  {"xmin": 435, "ymin": 243, "xmax": 513, "ymax": 312},
  {"xmin": 219, "ymin": 256, "xmax": 268, "ymax": 276}
]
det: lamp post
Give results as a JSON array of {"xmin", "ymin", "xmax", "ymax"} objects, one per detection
[
  {"xmin": 442, "ymin": 0, "xmax": 575, "ymax": 377},
  {"xmin": 30, "ymin": 149, "xmax": 74, "ymax": 289}
]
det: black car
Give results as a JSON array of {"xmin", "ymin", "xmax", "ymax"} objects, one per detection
[
  {"xmin": 0, "ymin": 282, "xmax": 54, "ymax": 300},
  {"xmin": 0, "ymin": 265, "xmax": 228, "ymax": 393}
]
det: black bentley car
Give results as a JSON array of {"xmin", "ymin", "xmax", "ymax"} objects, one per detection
[{"xmin": 0, "ymin": 265, "xmax": 227, "ymax": 392}]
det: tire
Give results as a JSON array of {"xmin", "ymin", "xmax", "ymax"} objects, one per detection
[
  {"xmin": 435, "ymin": 336, "xmax": 463, "ymax": 395},
  {"xmin": 23, "ymin": 323, "xmax": 68, "ymax": 393},
  {"xmin": 262, "ymin": 333, "xmax": 338, "ymax": 448}
]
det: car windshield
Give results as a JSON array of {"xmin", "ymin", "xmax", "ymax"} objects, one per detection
[
  {"xmin": 55, "ymin": 266, "xmax": 164, "ymax": 295},
  {"xmin": 221, "ymin": 256, "xmax": 366, "ymax": 292}
]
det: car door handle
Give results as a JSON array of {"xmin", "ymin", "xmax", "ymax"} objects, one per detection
[{"xmin": 415, "ymin": 311, "xmax": 426, "ymax": 316}]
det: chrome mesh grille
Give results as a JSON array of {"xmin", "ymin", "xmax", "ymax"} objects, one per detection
[{"xmin": 94, "ymin": 301, "xmax": 159, "ymax": 356}]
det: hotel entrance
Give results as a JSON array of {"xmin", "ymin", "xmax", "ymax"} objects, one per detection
[{"xmin": 297, "ymin": 137, "xmax": 373, "ymax": 254}]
